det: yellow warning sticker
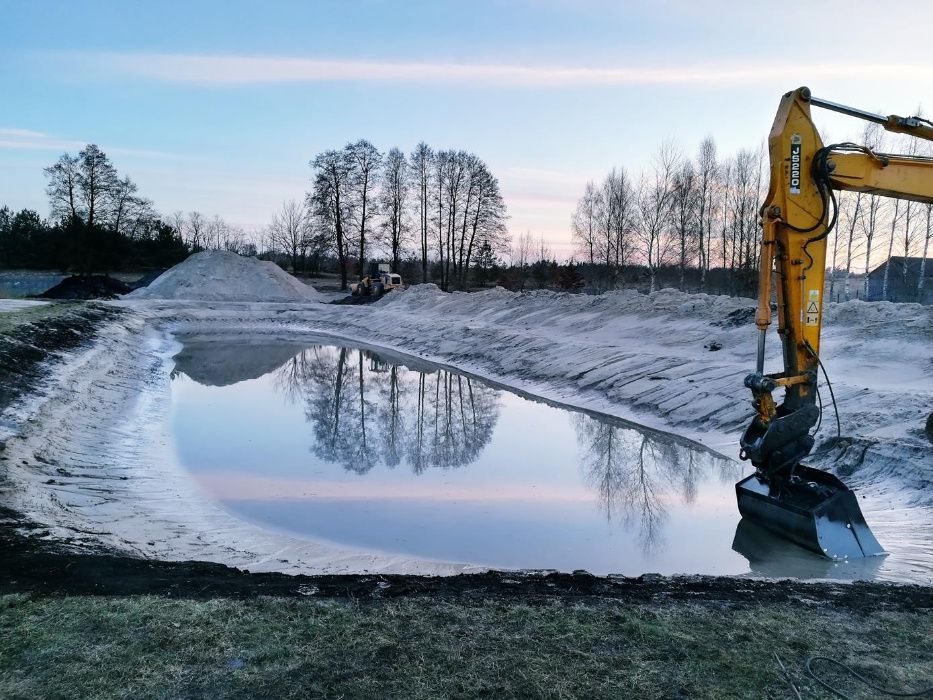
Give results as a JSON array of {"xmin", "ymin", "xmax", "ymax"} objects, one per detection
[{"xmin": 805, "ymin": 289, "xmax": 820, "ymax": 326}]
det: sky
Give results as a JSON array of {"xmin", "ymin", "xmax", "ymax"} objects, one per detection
[{"xmin": 2, "ymin": 0, "xmax": 933, "ymax": 258}]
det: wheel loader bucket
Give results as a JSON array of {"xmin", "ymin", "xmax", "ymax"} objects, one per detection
[{"xmin": 735, "ymin": 465, "xmax": 885, "ymax": 560}]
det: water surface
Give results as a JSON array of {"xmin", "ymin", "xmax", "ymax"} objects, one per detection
[{"xmin": 168, "ymin": 337, "xmax": 904, "ymax": 580}]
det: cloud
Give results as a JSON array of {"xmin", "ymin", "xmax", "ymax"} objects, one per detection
[
  {"xmin": 0, "ymin": 127, "xmax": 177, "ymax": 160},
  {"xmin": 64, "ymin": 52, "xmax": 932, "ymax": 87},
  {"xmin": 0, "ymin": 128, "xmax": 49, "ymax": 139}
]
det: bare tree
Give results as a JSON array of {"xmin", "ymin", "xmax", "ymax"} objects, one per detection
[
  {"xmin": 671, "ymin": 157, "xmax": 699, "ymax": 291},
  {"xmin": 716, "ymin": 157, "xmax": 733, "ymax": 284},
  {"xmin": 859, "ymin": 125, "xmax": 885, "ymax": 299},
  {"xmin": 635, "ymin": 143, "xmax": 678, "ymax": 293},
  {"xmin": 454, "ymin": 157, "xmax": 507, "ymax": 289},
  {"xmin": 602, "ymin": 168, "xmax": 635, "ymax": 289},
  {"xmin": 169, "ymin": 210, "xmax": 187, "ymax": 243},
  {"xmin": 572, "ymin": 181, "xmax": 600, "ymax": 266},
  {"xmin": 269, "ymin": 199, "xmax": 310, "ymax": 272},
  {"xmin": 840, "ymin": 192, "xmax": 863, "ymax": 301},
  {"xmin": 77, "ymin": 145, "xmax": 118, "ymax": 229},
  {"xmin": 432, "ymin": 150, "xmax": 449, "ymax": 288},
  {"xmin": 43, "ymin": 144, "xmax": 119, "ymax": 231},
  {"xmin": 380, "ymin": 148, "xmax": 409, "ymax": 271},
  {"xmin": 109, "ymin": 175, "xmax": 155, "ymax": 239},
  {"xmin": 723, "ymin": 148, "xmax": 760, "ymax": 295},
  {"xmin": 898, "ymin": 134, "xmax": 922, "ymax": 298},
  {"xmin": 222, "ymin": 223, "xmax": 248, "ymax": 254},
  {"xmin": 919, "ymin": 203, "xmax": 932, "ymax": 301},
  {"xmin": 409, "ymin": 143, "xmax": 433, "ymax": 283},
  {"xmin": 881, "ymin": 198, "xmax": 902, "ymax": 301},
  {"xmin": 511, "ymin": 230, "xmax": 535, "ymax": 289},
  {"xmin": 345, "ymin": 140, "xmax": 382, "ymax": 273},
  {"xmin": 43, "ymin": 153, "xmax": 82, "ymax": 223},
  {"xmin": 186, "ymin": 211, "xmax": 206, "ymax": 251},
  {"xmin": 441, "ymin": 150, "xmax": 467, "ymax": 290},
  {"xmin": 310, "ymin": 150, "xmax": 354, "ymax": 289},
  {"xmin": 861, "ymin": 193, "xmax": 883, "ymax": 298},
  {"xmin": 695, "ymin": 137, "xmax": 718, "ymax": 291}
]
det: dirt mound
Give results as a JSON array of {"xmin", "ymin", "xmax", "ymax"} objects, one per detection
[
  {"xmin": 34, "ymin": 275, "xmax": 132, "ymax": 300},
  {"xmin": 127, "ymin": 250, "xmax": 322, "ymax": 303},
  {"xmin": 129, "ymin": 268, "xmax": 168, "ymax": 290}
]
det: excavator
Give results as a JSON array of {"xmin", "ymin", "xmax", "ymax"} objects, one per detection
[{"xmin": 735, "ymin": 87, "xmax": 933, "ymax": 559}]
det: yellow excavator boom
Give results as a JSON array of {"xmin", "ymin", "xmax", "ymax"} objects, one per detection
[{"xmin": 736, "ymin": 87, "xmax": 933, "ymax": 559}]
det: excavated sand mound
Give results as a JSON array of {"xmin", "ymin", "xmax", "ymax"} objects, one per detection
[{"xmin": 127, "ymin": 250, "xmax": 322, "ymax": 303}]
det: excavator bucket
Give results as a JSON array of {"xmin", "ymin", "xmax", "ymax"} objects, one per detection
[
  {"xmin": 736, "ymin": 465, "xmax": 885, "ymax": 560},
  {"xmin": 731, "ymin": 518, "xmax": 885, "ymax": 580}
]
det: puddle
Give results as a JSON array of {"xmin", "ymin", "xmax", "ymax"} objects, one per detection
[{"xmin": 168, "ymin": 337, "xmax": 922, "ymax": 581}]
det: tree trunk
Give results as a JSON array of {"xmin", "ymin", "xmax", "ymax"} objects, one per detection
[
  {"xmin": 919, "ymin": 205, "xmax": 931, "ymax": 302},
  {"xmin": 881, "ymin": 200, "xmax": 899, "ymax": 301}
]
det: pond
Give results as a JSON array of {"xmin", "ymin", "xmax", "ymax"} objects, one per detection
[
  {"xmin": 0, "ymin": 271, "xmax": 65, "ymax": 298},
  {"xmin": 168, "ymin": 337, "xmax": 896, "ymax": 579}
]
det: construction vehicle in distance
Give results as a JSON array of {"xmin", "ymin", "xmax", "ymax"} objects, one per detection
[
  {"xmin": 736, "ymin": 87, "xmax": 933, "ymax": 559},
  {"xmin": 350, "ymin": 262, "xmax": 404, "ymax": 299}
]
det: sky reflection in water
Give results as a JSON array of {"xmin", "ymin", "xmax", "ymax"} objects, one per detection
[{"xmin": 169, "ymin": 338, "xmax": 812, "ymax": 576}]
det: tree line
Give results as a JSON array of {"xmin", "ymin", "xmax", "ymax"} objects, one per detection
[
  {"xmin": 570, "ymin": 129, "xmax": 931, "ymax": 302},
  {"xmin": 264, "ymin": 141, "xmax": 510, "ymax": 290},
  {"xmin": 0, "ymin": 144, "xmax": 258, "ymax": 273},
  {"xmin": 571, "ymin": 138, "xmax": 764, "ymax": 297},
  {"xmin": 825, "ymin": 123, "xmax": 932, "ymax": 303},
  {"xmin": 0, "ymin": 145, "xmax": 189, "ymax": 272},
  {"xmin": 7, "ymin": 131, "xmax": 928, "ymax": 303}
]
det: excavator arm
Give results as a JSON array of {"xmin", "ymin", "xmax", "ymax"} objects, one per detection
[{"xmin": 735, "ymin": 87, "xmax": 933, "ymax": 559}]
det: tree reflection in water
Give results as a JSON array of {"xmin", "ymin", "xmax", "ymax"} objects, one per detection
[
  {"xmin": 275, "ymin": 346, "xmax": 501, "ymax": 473},
  {"xmin": 572, "ymin": 414, "xmax": 739, "ymax": 553},
  {"xmin": 270, "ymin": 344, "xmax": 738, "ymax": 551}
]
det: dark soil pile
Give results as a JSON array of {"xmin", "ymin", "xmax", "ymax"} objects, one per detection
[
  {"xmin": 0, "ymin": 303, "xmax": 121, "ymax": 410},
  {"xmin": 331, "ymin": 294, "xmax": 379, "ymax": 305},
  {"xmin": 34, "ymin": 275, "xmax": 132, "ymax": 300},
  {"xmin": 129, "ymin": 269, "xmax": 167, "ymax": 290}
]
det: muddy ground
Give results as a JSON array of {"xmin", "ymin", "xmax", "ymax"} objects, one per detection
[
  {"xmin": 0, "ymin": 502, "xmax": 930, "ymax": 611},
  {"xmin": 0, "ymin": 500, "xmax": 933, "ymax": 613}
]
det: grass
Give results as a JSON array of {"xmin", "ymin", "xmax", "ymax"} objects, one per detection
[
  {"xmin": 0, "ymin": 302, "xmax": 69, "ymax": 335},
  {"xmin": 0, "ymin": 594, "xmax": 930, "ymax": 699}
]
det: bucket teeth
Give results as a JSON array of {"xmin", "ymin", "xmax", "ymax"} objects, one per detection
[{"xmin": 735, "ymin": 465, "xmax": 885, "ymax": 560}]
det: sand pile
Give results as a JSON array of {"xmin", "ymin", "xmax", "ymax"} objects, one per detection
[{"xmin": 127, "ymin": 250, "xmax": 322, "ymax": 303}]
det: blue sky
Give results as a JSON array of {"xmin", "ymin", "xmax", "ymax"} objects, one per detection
[{"xmin": 2, "ymin": 0, "xmax": 932, "ymax": 256}]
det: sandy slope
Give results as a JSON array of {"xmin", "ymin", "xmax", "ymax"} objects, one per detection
[
  {"xmin": 129, "ymin": 285, "xmax": 931, "ymax": 498},
  {"xmin": 2, "ymin": 285, "xmax": 930, "ymax": 580}
]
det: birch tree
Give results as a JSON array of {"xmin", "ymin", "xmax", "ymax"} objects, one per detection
[
  {"xmin": 840, "ymin": 192, "xmax": 863, "ymax": 301},
  {"xmin": 695, "ymin": 137, "xmax": 718, "ymax": 291},
  {"xmin": 671, "ymin": 158, "xmax": 699, "ymax": 291},
  {"xmin": 919, "ymin": 204, "xmax": 931, "ymax": 301},
  {"xmin": 572, "ymin": 181, "xmax": 600, "ymax": 266},
  {"xmin": 635, "ymin": 143, "xmax": 678, "ymax": 293},
  {"xmin": 881, "ymin": 198, "xmax": 902, "ymax": 300}
]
